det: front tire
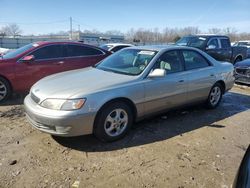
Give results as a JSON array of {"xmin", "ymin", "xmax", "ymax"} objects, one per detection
[
  {"xmin": 0, "ymin": 77, "xmax": 11, "ymax": 103},
  {"xmin": 94, "ymin": 102, "xmax": 133, "ymax": 142},
  {"xmin": 206, "ymin": 83, "xmax": 223, "ymax": 109}
]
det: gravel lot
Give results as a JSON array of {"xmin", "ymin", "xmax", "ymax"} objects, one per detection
[{"xmin": 0, "ymin": 85, "xmax": 249, "ymax": 188}]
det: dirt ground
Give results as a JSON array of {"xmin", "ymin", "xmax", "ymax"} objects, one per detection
[{"xmin": 0, "ymin": 85, "xmax": 250, "ymax": 188}]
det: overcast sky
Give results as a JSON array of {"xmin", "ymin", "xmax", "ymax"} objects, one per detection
[{"xmin": 0, "ymin": 0, "xmax": 250, "ymax": 35}]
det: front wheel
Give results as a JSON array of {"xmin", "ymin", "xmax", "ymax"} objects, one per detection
[
  {"xmin": 206, "ymin": 83, "xmax": 223, "ymax": 109},
  {"xmin": 0, "ymin": 77, "xmax": 11, "ymax": 103},
  {"xmin": 94, "ymin": 102, "xmax": 133, "ymax": 142}
]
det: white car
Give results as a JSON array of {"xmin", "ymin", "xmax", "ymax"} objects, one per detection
[{"xmin": 100, "ymin": 43, "xmax": 134, "ymax": 53}]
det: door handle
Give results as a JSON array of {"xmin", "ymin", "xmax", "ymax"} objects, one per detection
[
  {"xmin": 178, "ymin": 80, "xmax": 184, "ymax": 83},
  {"xmin": 210, "ymin": 74, "xmax": 215, "ymax": 77},
  {"xmin": 55, "ymin": 61, "xmax": 64, "ymax": 65}
]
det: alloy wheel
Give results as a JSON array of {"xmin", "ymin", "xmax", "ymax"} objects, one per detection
[{"xmin": 104, "ymin": 108, "xmax": 128, "ymax": 137}]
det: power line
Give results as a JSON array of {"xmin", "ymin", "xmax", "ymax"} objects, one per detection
[{"xmin": 0, "ymin": 20, "xmax": 68, "ymax": 25}]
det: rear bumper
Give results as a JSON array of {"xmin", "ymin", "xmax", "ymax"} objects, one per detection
[{"xmin": 24, "ymin": 94, "xmax": 96, "ymax": 137}]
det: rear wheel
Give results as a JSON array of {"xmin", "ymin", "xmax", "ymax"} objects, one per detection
[
  {"xmin": 206, "ymin": 83, "xmax": 223, "ymax": 109},
  {"xmin": 0, "ymin": 77, "xmax": 11, "ymax": 103},
  {"xmin": 94, "ymin": 102, "xmax": 133, "ymax": 142}
]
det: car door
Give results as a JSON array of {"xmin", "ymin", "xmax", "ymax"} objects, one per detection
[
  {"xmin": 181, "ymin": 50, "xmax": 216, "ymax": 103},
  {"xmin": 144, "ymin": 50, "xmax": 188, "ymax": 115},
  {"xmin": 218, "ymin": 37, "xmax": 232, "ymax": 62},
  {"xmin": 62, "ymin": 44, "xmax": 107, "ymax": 70},
  {"xmin": 14, "ymin": 44, "xmax": 66, "ymax": 91},
  {"xmin": 205, "ymin": 38, "xmax": 223, "ymax": 61}
]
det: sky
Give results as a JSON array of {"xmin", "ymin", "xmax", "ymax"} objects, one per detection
[{"xmin": 0, "ymin": 0, "xmax": 250, "ymax": 35}]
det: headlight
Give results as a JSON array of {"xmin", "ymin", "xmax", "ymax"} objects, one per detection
[{"xmin": 40, "ymin": 98, "xmax": 86, "ymax": 111}]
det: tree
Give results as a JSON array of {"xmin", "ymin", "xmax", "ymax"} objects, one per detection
[{"xmin": 1, "ymin": 24, "xmax": 22, "ymax": 37}]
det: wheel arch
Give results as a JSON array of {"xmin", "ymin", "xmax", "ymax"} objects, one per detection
[
  {"xmin": 214, "ymin": 80, "xmax": 226, "ymax": 94},
  {"xmin": 94, "ymin": 97, "xmax": 138, "ymax": 124},
  {"xmin": 0, "ymin": 74, "xmax": 13, "ymax": 91}
]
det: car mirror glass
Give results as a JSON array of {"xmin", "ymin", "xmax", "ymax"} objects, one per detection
[
  {"xmin": 20, "ymin": 55, "xmax": 35, "ymax": 63},
  {"xmin": 148, "ymin": 69, "xmax": 166, "ymax": 78},
  {"xmin": 206, "ymin": 45, "xmax": 216, "ymax": 50}
]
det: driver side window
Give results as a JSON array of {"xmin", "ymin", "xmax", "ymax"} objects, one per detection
[
  {"xmin": 207, "ymin": 38, "xmax": 219, "ymax": 49},
  {"xmin": 153, "ymin": 50, "xmax": 183, "ymax": 74}
]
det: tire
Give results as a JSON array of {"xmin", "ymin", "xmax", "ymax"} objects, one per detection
[
  {"xmin": 206, "ymin": 83, "xmax": 223, "ymax": 109},
  {"xmin": 94, "ymin": 102, "xmax": 133, "ymax": 142},
  {"xmin": 0, "ymin": 77, "xmax": 11, "ymax": 103}
]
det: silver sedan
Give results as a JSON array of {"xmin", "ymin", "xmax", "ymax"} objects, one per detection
[{"xmin": 24, "ymin": 46, "xmax": 235, "ymax": 142}]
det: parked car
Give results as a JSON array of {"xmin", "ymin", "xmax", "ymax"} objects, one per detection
[
  {"xmin": 234, "ymin": 59, "xmax": 250, "ymax": 85},
  {"xmin": 100, "ymin": 43, "xmax": 134, "ymax": 53},
  {"xmin": 233, "ymin": 40, "xmax": 250, "ymax": 58},
  {"xmin": 0, "ymin": 41, "xmax": 110, "ymax": 102},
  {"xmin": 233, "ymin": 145, "xmax": 250, "ymax": 188},
  {"xmin": 24, "ymin": 45, "xmax": 234, "ymax": 142},
  {"xmin": 176, "ymin": 35, "xmax": 248, "ymax": 64}
]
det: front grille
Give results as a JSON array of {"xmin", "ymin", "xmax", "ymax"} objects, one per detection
[
  {"xmin": 31, "ymin": 92, "xmax": 40, "ymax": 103},
  {"xmin": 235, "ymin": 67, "xmax": 250, "ymax": 77}
]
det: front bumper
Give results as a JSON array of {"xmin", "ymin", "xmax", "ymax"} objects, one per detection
[
  {"xmin": 234, "ymin": 67, "xmax": 250, "ymax": 85},
  {"xmin": 24, "ymin": 94, "xmax": 96, "ymax": 137}
]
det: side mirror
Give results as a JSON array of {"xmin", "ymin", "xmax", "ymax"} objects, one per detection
[
  {"xmin": 20, "ymin": 55, "xmax": 35, "ymax": 63},
  {"xmin": 148, "ymin": 69, "xmax": 166, "ymax": 78},
  {"xmin": 206, "ymin": 45, "xmax": 216, "ymax": 50}
]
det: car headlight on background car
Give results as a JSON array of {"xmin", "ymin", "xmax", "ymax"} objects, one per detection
[{"xmin": 40, "ymin": 98, "xmax": 86, "ymax": 111}]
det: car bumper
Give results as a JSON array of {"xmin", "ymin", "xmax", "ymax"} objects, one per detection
[
  {"xmin": 24, "ymin": 95, "xmax": 96, "ymax": 137},
  {"xmin": 234, "ymin": 75, "xmax": 250, "ymax": 84}
]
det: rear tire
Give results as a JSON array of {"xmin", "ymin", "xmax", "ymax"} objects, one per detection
[
  {"xmin": 206, "ymin": 83, "xmax": 223, "ymax": 109},
  {"xmin": 94, "ymin": 102, "xmax": 133, "ymax": 142},
  {"xmin": 0, "ymin": 77, "xmax": 11, "ymax": 103}
]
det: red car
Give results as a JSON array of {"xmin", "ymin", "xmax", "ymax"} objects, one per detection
[{"xmin": 0, "ymin": 41, "xmax": 110, "ymax": 102}]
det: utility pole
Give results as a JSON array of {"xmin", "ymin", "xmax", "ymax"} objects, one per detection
[
  {"xmin": 78, "ymin": 25, "xmax": 81, "ymax": 32},
  {"xmin": 70, "ymin": 17, "xmax": 73, "ymax": 40}
]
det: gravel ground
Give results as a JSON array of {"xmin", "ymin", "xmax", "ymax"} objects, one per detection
[{"xmin": 0, "ymin": 85, "xmax": 249, "ymax": 188}]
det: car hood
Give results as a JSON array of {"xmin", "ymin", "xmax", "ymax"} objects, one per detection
[
  {"xmin": 31, "ymin": 67, "xmax": 137, "ymax": 101},
  {"xmin": 235, "ymin": 59, "xmax": 250, "ymax": 67}
]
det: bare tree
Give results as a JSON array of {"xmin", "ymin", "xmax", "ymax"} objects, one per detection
[{"xmin": 1, "ymin": 24, "xmax": 22, "ymax": 37}]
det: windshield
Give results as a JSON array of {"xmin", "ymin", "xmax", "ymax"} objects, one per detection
[
  {"xmin": 176, "ymin": 36, "xmax": 207, "ymax": 48},
  {"xmin": 2, "ymin": 43, "xmax": 36, "ymax": 59},
  {"xmin": 96, "ymin": 49, "xmax": 157, "ymax": 75}
]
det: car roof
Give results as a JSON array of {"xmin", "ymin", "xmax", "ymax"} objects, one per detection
[
  {"xmin": 102, "ymin": 43, "xmax": 134, "ymax": 47},
  {"xmin": 187, "ymin": 34, "xmax": 229, "ymax": 38},
  {"xmin": 34, "ymin": 41, "xmax": 88, "ymax": 46},
  {"xmin": 128, "ymin": 45, "xmax": 197, "ymax": 52}
]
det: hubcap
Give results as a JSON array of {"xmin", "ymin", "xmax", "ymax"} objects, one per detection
[
  {"xmin": 210, "ymin": 86, "xmax": 221, "ymax": 106},
  {"xmin": 0, "ymin": 81, "xmax": 7, "ymax": 101},
  {"xmin": 104, "ymin": 108, "xmax": 128, "ymax": 137}
]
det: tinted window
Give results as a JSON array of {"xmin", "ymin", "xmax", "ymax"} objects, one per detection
[
  {"xmin": 182, "ymin": 50, "xmax": 209, "ymax": 70},
  {"xmin": 66, "ymin": 45, "xmax": 103, "ymax": 57},
  {"xmin": 207, "ymin": 39, "xmax": 219, "ymax": 48},
  {"xmin": 30, "ymin": 45, "xmax": 64, "ymax": 60},
  {"xmin": 220, "ymin": 39, "xmax": 231, "ymax": 48},
  {"xmin": 153, "ymin": 50, "xmax": 183, "ymax": 74}
]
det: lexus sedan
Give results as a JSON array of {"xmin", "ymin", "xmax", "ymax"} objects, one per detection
[
  {"xmin": 0, "ymin": 41, "xmax": 110, "ymax": 102},
  {"xmin": 24, "ymin": 46, "xmax": 234, "ymax": 142}
]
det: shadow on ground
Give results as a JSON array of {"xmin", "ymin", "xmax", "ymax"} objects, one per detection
[
  {"xmin": 0, "ymin": 93, "xmax": 26, "ymax": 106},
  {"xmin": 53, "ymin": 91, "xmax": 250, "ymax": 152}
]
